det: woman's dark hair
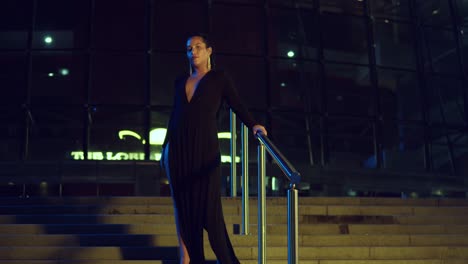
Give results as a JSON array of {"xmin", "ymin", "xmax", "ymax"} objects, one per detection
[{"xmin": 187, "ymin": 33, "xmax": 215, "ymax": 69}]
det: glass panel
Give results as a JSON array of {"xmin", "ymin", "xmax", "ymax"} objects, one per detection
[
  {"xmin": 325, "ymin": 63, "xmax": 374, "ymax": 116},
  {"xmin": 152, "ymin": 2, "xmax": 207, "ymax": 52},
  {"xmin": 31, "ymin": 53, "xmax": 86, "ymax": 105},
  {"xmin": 422, "ymin": 27, "xmax": 460, "ymax": 75},
  {"xmin": 151, "ymin": 52, "xmax": 186, "ymax": 106},
  {"xmin": 320, "ymin": 0, "xmax": 364, "ymax": 16},
  {"xmin": 430, "ymin": 126, "xmax": 457, "ymax": 174},
  {"xmin": 0, "ymin": 0, "xmax": 32, "ymax": 50},
  {"xmin": 211, "ymin": 4, "xmax": 264, "ymax": 55},
  {"xmin": 0, "ymin": 55, "xmax": 27, "ymax": 105},
  {"xmin": 426, "ymin": 75, "xmax": 465, "ymax": 126},
  {"xmin": 215, "ymin": 55, "xmax": 267, "ymax": 109},
  {"xmin": 0, "ymin": 106, "xmax": 22, "ymax": 161},
  {"xmin": 378, "ymin": 68, "xmax": 422, "ymax": 121},
  {"xmin": 213, "ymin": 0, "xmax": 262, "ymax": 4},
  {"xmin": 462, "ymin": 28, "xmax": 468, "ymax": 76},
  {"xmin": 415, "ymin": 0, "xmax": 453, "ymax": 28},
  {"xmin": 90, "ymin": 53, "xmax": 146, "ymax": 105},
  {"xmin": 268, "ymin": 7, "xmax": 317, "ymax": 59},
  {"xmin": 269, "ymin": 59, "xmax": 319, "ymax": 112},
  {"xmin": 270, "ymin": 0, "xmax": 314, "ymax": 9},
  {"xmin": 149, "ymin": 111, "xmax": 170, "ymax": 161},
  {"xmin": 28, "ymin": 106, "xmax": 84, "ymax": 160},
  {"xmin": 381, "ymin": 122, "xmax": 425, "ymax": 172},
  {"xmin": 456, "ymin": 0, "xmax": 468, "ymax": 27},
  {"xmin": 327, "ymin": 117, "xmax": 375, "ymax": 169},
  {"xmin": 270, "ymin": 112, "xmax": 313, "ymax": 165},
  {"xmin": 322, "ymin": 14, "xmax": 368, "ymax": 64},
  {"xmin": 89, "ymin": 107, "xmax": 145, "ymax": 161},
  {"xmin": 374, "ymin": 20, "xmax": 416, "ymax": 69},
  {"xmin": 371, "ymin": 0, "xmax": 410, "ymax": 20},
  {"xmin": 93, "ymin": 0, "xmax": 145, "ymax": 50},
  {"xmin": 33, "ymin": 0, "xmax": 91, "ymax": 49}
]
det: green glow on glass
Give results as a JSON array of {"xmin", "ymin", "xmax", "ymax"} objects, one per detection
[
  {"xmin": 44, "ymin": 36, "xmax": 53, "ymax": 44},
  {"xmin": 287, "ymin": 51, "xmax": 295, "ymax": 58}
]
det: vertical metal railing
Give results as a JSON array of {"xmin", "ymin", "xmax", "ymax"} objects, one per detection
[
  {"xmin": 230, "ymin": 109, "xmax": 237, "ymax": 197},
  {"xmin": 230, "ymin": 111, "xmax": 301, "ymax": 264}
]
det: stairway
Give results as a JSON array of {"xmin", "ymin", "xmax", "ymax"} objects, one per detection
[{"xmin": 0, "ymin": 196, "xmax": 467, "ymax": 264}]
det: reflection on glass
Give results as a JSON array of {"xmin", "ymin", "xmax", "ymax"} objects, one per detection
[
  {"xmin": 270, "ymin": 59, "xmax": 318, "ymax": 111},
  {"xmin": 325, "ymin": 63, "xmax": 373, "ymax": 116},
  {"xmin": 426, "ymin": 75, "xmax": 465, "ymax": 125},
  {"xmin": 381, "ymin": 122, "xmax": 425, "ymax": 172},
  {"xmin": 378, "ymin": 68, "xmax": 421, "ymax": 120},
  {"xmin": 28, "ymin": 107, "xmax": 84, "ymax": 160},
  {"xmin": 327, "ymin": 117, "xmax": 375, "ymax": 169},
  {"xmin": 31, "ymin": 53, "xmax": 86, "ymax": 105},
  {"xmin": 422, "ymin": 27, "xmax": 460, "ymax": 75},
  {"xmin": 0, "ymin": 0, "xmax": 32, "ymax": 49},
  {"xmin": 269, "ymin": 8, "xmax": 317, "ymax": 59},
  {"xmin": 374, "ymin": 20, "xmax": 416, "ymax": 69},
  {"xmin": 371, "ymin": 0, "xmax": 410, "ymax": 20},
  {"xmin": 415, "ymin": 0, "xmax": 453, "ymax": 28},
  {"xmin": 33, "ymin": 0, "xmax": 91, "ymax": 49},
  {"xmin": 322, "ymin": 14, "xmax": 368, "ymax": 64},
  {"xmin": 320, "ymin": 0, "xmax": 364, "ymax": 15}
]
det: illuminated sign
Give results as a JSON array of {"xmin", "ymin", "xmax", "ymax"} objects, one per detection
[{"xmin": 70, "ymin": 128, "xmax": 239, "ymax": 163}]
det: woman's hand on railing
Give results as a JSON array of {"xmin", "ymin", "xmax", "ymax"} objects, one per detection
[{"xmin": 252, "ymin": 124, "xmax": 267, "ymax": 136}]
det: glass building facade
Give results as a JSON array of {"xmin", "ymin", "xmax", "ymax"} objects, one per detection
[{"xmin": 1, "ymin": 0, "xmax": 468, "ymax": 197}]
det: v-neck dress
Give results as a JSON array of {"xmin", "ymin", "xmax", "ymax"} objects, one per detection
[{"xmin": 162, "ymin": 69, "xmax": 256, "ymax": 264}]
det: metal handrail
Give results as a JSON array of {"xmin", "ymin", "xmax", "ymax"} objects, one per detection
[
  {"xmin": 230, "ymin": 113, "xmax": 301, "ymax": 264},
  {"xmin": 255, "ymin": 131, "xmax": 301, "ymax": 264}
]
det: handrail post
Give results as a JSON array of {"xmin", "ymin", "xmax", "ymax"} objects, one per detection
[
  {"xmin": 288, "ymin": 184, "xmax": 299, "ymax": 264},
  {"xmin": 241, "ymin": 123, "xmax": 249, "ymax": 235},
  {"xmin": 230, "ymin": 109, "xmax": 237, "ymax": 197},
  {"xmin": 258, "ymin": 144, "xmax": 266, "ymax": 264}
]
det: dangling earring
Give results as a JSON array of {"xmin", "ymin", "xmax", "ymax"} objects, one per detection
[
  {"xmin": 208, "ymin": 56, "xmax": 211, "ymax": 70},
  {"xmin": 189, "ymin": 63, "xmax": 193, "ymax": 75}
]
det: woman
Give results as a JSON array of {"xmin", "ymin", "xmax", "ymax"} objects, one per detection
[{"xmin": 161, "ymin": 34, "xmax": 267, "ymax": 264}]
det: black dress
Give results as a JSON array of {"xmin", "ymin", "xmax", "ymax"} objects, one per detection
[{"xmin": 162, "ymin": 69, "xmax": 256, "ymax": 264}]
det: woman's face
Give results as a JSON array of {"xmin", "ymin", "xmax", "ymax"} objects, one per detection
[{"xmin": 186, "ymin": 36, "xmax": 212, "ymax": 69}]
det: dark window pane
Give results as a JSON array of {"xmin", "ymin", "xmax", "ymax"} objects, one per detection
[
  {"xmin": 28, "ymin": 106, "xmax": 84, "ymax": 160},
  {"xmin": 0, "ymin": 107, "xmax": 22, "ymax": 161},
  {"xmin": 270, "ymin": 0, "xmax": 314, "ymax": 8},
  {"xmin": 378, "ymin": 68, "xmax": 422, "ymax": 121},
  {"xmin": 0, "ymin": 55, "xmax": 27, "ymax": 105},
  {"xmin": 89, "ymin": 108, "xmax": 145, "ymax": 161},
  {"xmin": 152, "ymin": 2, "xmax": 207, "ymax": 52},
  {"xmin": 415, "ymin": 0, "xmax": 453, "ymax": 29},
  {"xmin": 422, "ymin": 27, "xmax": 461, "ymax": 75},
  {"xmin": 327, "ymin": 117, "xmax": 375, "ymax": 169},
  {"xmin": 430, "ymin": 127, "xmax": 460, "ymax": 174},
  {"xmin": 269, "ymin": 59, "xmax": 319, "ymax": 112},
  {"xmin": 215, "ymin": 55, "xmax": 266, "ymax": 109},
  {"xmin": 426, "ymin": 75, "xmax": 465, "ymax": 126},
  {"xmin": 382, "ymin": 122, "xmax": 425, "ymax": 172},
  {"xmin": 325, "ymin": 63, "xmax": 374, "ymax": 116},
  {"xmin": 91, "ymin": 53, "xmax": 146, "ymax": 105},
  {"xmin": 33, "ymin": 0, "xmax": 91, "ymax": 49},
  {"xmin": 456, "ymin": 0, "xmax": 468, "ymax": 27},
  {"xmin": 320, "ymin": 0, "xmax": 364, "ymax": 16},
  {"xmin": 322, "ymin": 14, "xmax": 368, "ymax": 64},
  {"xmin": 31, "ymin": 53, "xmax": 87, "ymax": 105},
  {"xmin": 213, "ymin": 0, "xmax": 262, "ymax": 4},
  {"xmin": 269, "ymin": 8, "xmax": 317, "ymax": 59},
  {"xmin": 0, "ymin": 0, "xmax": 32, "ymax": 49},
  {"xmin": 151, "ymin": 52, "xmax": 186, "ymax": 106},
  {"xmin": 371, "ymin": 0, "xmax": 410, "ymax": 20},
  {"xmin": 270, "ymin": 112, "xmax": 314, "ymax": 165},
  {"xmin": 93, "ymin": 0, "xmax": 145, "ymax": 50},
  {"xmin": 462, "ymin": 28, "xmax": 468, "ymax": 76},
  {"xmin": 374, "ymin": 20, "xmax": 416, "ymax": 69},
  {"xmin": 211, "ymin": 4, "xmax": 264, "ymax": 55}
]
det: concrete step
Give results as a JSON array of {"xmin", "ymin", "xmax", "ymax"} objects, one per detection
[
  {"xmin": 1, "ymin": 223, "xmax": 468, "ymax": 236},
  {"xmin": 0, "ymin": 260, "xmax": 467, "ymax": 264},
  {"xmin": 2, "ymin": 204, "xmax": 468, "ymax": 217},
  {"xmin": 2, "ymin": 197, "xmax": 468, "ymax": 207},
  {"xmin": 1, "ymin": 234, "xmax": 468, "ymax": 247},
  {"xmin": 0, "ymin": 246, "xmax": 467, "ymax": 260}
]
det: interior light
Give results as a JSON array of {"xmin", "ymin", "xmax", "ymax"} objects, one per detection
[
  {"xmin": 44, "ymin": 36, "xmax": 53, "ymax": 44},
  {"xmin": 149, "ymin": 128, "xmax": 167, "ymax": 145},
  {"xmin": 280, "ymin": 82, "xmax": 286, "ymax": 87},
  {"xmin": 287, "ymin": 51, "xmax": 295, "ymax": 58},
  {"xmin": 60, "ymin": 68, "xmax": 69, "ymax": 76},
  {"xmin": 384, "ymin": 19, "xmax": 390, "ymax": 23},
  {"xmin": 48, "ymin": 73, "xmax": 55, "ymax": 77},
  {"xmin": 432, "ymin": 9, "xmax": 439, "ymax": 15}
]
